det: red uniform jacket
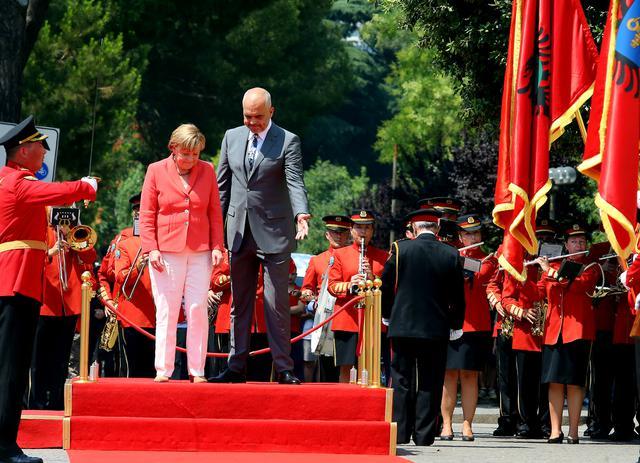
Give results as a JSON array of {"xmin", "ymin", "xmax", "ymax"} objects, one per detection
[
  {"xmin": 301, "ymin": 248, "xmax": 334, "ymax": 295},
  {"xmin": 538, "ymin": 259, "xmax": 599, "ymax": 345},
  {"xmin": 486, "ymin": 267, "xmax": 505, "ymax": 338},
  {"xmin": 0, "ymin": 163, "xmax": 95, "ymax": 302},
  {"xmin": 501, "ymin": 269, "xmax": 543, "ymax": 352},
  {"xmin": 113, "ymin": 235, "xmax": 155, "ymax": 329},
  {"xmin": 328, "ymin": 242, "xmax": 388, "ymax": 332},
  {"xmin": 97, "ymin": 227, "xmax": 133, "ymax": 302},
  {"xmin": 613, "ymin": 293, "xmax": 634, "ymax": 345},
  {"xmin": 140, "ymin": 156, "xmax": 224, "ymax": 254},
  {"xmin": 211, "ymin": 252, "xmax": 232, "ymax": 334},
  {"xmin": 41, "ymin": 227, "xmax": 97, "ymax": 317},
  {"xmin": 460, "ymin": 247, "xmax": 496, "ymax": 333}
]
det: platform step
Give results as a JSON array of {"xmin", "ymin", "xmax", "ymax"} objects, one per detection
[
  {"xmin": 18, "ymin": 410, "xmax": 63, "ymax": 448},
  {"xmin": 68, "ymin": 416, "xmax": 395, "ymax": 455},
  {"xmin": 69, "ymin": 378, "xmax": 391, "ymax": 422}
]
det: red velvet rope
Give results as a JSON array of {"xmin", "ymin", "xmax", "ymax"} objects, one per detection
[{"xmin": 99, "ymin": 296, "xmax": 364, "ymax": 358}]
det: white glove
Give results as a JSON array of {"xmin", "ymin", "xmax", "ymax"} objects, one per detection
[
  {"xmin": 81, "ymin": 177, "xmax": 98, "ymax": 192},
  {"xmin": 619, "ymin": 270, "xmax": 629, "ymax": 290},
  {"xmin": 381, "ymin": 318, "xmax": 390, "ymax": 327},
  {"xmin": 449, "ymin": 329, "xmax": 463, "ymax": 341}
]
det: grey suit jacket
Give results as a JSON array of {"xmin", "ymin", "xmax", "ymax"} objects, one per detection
[{"xmin": 216, "ymin": 123, "xmax": 309, "ymax": 254}]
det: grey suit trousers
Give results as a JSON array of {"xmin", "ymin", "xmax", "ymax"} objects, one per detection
[{"xmin": 228, "ymin": 223, "xmax": 293, "ymax": 373}]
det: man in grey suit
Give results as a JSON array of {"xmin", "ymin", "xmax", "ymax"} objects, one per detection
[{"xmin": 210, "ymin": 88, "xmax": 310, "ymax": 384}]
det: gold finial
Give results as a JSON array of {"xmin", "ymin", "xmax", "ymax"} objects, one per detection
[
  {"xmin": 358, "ymin": 280, "xmax": 367, "ymax": 291},
  {"xmin": 373, "ymin": 278, "xmax": 382, "ymax": 288},
  {"xmin": 81, "ymin": 271, "xmax": 92, "ymax": 283},
  {"xmin": 366, "ymin": 280, "xmax": 374, "ymax": 289}
]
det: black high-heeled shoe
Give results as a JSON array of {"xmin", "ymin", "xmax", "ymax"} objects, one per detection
[
  {"xmin": 439, "ymin": 434, "xmax": 454, "ymax": 441},
  {"xmin": 547, "ymin": 432, "xmax": 564, "ymax": 444},
  {"xmin": 566, "ymin": 436, "xmax": 579, "ymax": 444}
]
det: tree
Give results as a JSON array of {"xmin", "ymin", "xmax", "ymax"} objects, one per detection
[
  {"xmin": 0, "ymin": 0, "xmax": 50, "ymax": 121},
  {"xmin": 21, "ymin": 0, "xmax": 145, "ymax": 241},
  {"xmin": 297, "ymin": 159, "xmax": 369, "ymax": 254}
]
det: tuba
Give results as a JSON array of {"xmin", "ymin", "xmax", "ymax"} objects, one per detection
[{"xmin": 531, "ymin": 300, "xmax": 548, "ymax": 337}]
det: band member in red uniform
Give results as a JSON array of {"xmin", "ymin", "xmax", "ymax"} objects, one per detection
[
  {"xmin": 208, "ymin": 250, "xmax": 231, "ymax": 377},
  {"xmin": 501, "ymin": 263, "xmax": 547, "ymax": 439},
  {"xmin": 328, "ymin": 210, "xmax": 388, "ymax": 383},
  {"xmin": 0, "ymin": 116, "xmax": 96, "ymax": 463},
  {"xmin": 440, "ymin": 214, "xmax": 496, "ymax": 441},
  {"xmin": 300, "ymin": 215, "xmax": 352, "ymax": 382},
  {"xmin": 28, "ymin": 216, "xmax": 97, "ymax": 410},
  {"xmin": 537, "ymin": 224, "xmax": 598, "ymax": 444},
  {"xmin": 417, "ymin": 197, "xmax": 463, "ymax": 247},
  {"xmin": 584, "ymin": 240, "xmax": 618, "ymax": 439},
  {"xmin": 113, "ymin": 229, "xmax": 156, "ymax": 378}
]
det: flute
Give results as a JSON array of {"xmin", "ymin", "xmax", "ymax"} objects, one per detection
[
  {"xmin": 524, "ymin": 250, "xmax": 588, "ymax": 267},
  {"xmin": 458, "ymin": 241, "xmax": 484, "ymax": 252}
]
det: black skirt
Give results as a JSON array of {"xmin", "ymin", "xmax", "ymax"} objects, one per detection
[
  {"xmin": 446, "ymin": 331, "xmax": 491, "ymax": 371},
  {"xmin": 333, "ymin": 330, "xmax": 358, "ymax": 367},
  {"xmin": 541, "ymin": 338, "xmax": 592, "ymax": 386}
]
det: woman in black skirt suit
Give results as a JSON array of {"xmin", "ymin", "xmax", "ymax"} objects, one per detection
[
  {"xmin": 440, "ymin": 216, "xmax": 497, "ymax": 441},
  {"xmin": 536, "ymin": 225, "xmax": 598, "ymax": 444}
]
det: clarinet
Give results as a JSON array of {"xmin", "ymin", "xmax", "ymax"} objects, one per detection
[{"xmin": 351, "ymin": 237, "xmax": 366, "ymax": 294}]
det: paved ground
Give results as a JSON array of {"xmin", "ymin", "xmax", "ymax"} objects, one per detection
[{"xmin": 397, "ymin": 423, "xmax": 640, "ymax": 463}]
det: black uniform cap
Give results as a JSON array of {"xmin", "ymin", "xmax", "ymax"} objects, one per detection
[{"xmin": 0, "ymin": 115, "xmax": 49, "ymax": 151}]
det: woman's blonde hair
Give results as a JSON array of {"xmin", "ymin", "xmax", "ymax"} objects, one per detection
[{"xmin": 168, "ymin": 124, "xmax": 206, "ymax": 151}]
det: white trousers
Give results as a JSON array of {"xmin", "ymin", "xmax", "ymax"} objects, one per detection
[{"xmin": 149, "ymin": 250, "xmax": 212, "ymax": 377}]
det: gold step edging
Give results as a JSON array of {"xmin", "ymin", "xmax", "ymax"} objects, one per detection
[
  {"xmin": 389, "ymin": 422, "xmax": 397, "ymax": 456},
  {"xmin": 384, "ymin": 387, "xmax": 393, "ymax": 423},
  {"xmin": 64, "ymin": 379, "xmax": 73, "ymax": 417},
  {"xmin": 62, "ymin": 417, "xmax": 70, "ymax": 450},
  {"xmin": 20, "ymin": 413, "xmax": 63, "ymax": 421}
]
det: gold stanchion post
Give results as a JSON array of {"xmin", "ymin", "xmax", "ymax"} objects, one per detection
[
  {"xmin": 356, "ymin": 280, "xmax": 366, "ymax": 385},
  {"xmin": 77, "ymin": 271, "xmax": 95, "ymax": 383},
  {"xmin": 370, "ymin": 278, "xmax": 382, "ymax": 388},
  {"xmin": 363, "ymin": 280, "xmax": 374, "ymax": 387}
]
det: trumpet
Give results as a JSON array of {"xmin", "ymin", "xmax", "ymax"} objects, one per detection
[
  {"xmin": 67, "ymin": 225, "xmax": 97, "ymax": 252},
  {"xmin": 531, "ymin": 300, "xmax": 548, "ymax": 337},
  {"xmin": 121, "ymin": 247, "xmax": 149, "ymax": 301},
  {"xmin": 350, "ymin": 237, "xmax": 366, "ymax": 294},
  {"xmin": 56, "ymin": 225, "xmax": 69, "ymax": 292}
]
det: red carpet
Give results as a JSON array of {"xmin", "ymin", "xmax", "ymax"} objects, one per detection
[
  {"xmin": 66, "ymin": 378, "xmax": 396, "ymax": 455},
  {"xmin": 17, "ymin": 410, "xmax": 63, "ymax": 448},
  {"xmin": 67, "ymin": 450, "xmax": 410, "ymax": 463}
]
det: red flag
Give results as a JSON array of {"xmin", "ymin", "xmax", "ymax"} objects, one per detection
[
  {"xmin": 578, "ymin": 0, "xmax": 640, "ymax": 259},
  {"xmin": 494, "ymin": 0, "xmax": 598, "ymax": 281}
]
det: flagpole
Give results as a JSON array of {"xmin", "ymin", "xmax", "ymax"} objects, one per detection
[{"xmin": 575, "ymin": 110, "xmax": 587, "ymax": 144}]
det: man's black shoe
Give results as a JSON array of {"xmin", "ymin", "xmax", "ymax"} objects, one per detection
[
  {"xmin": 493, "ymin": 426, "xmax": 515, "ymax": 437},
  {"xmin": 0, "ymin": 452, "xmax": 43, "ymax": 463},
  {"xmin": 609, "ymin": 431, "xmax": 636, "ymax": 442},
  {"xmin": 516, "ymin": 429, "xmax": 545, "ymax": 439},
  {"xmin": 589, "ymin": 429, "xmax": 612, "ymax": 440},
  {"xmin": 207, "ymin": 368, "xmax": 246, "ymax": 383},
  {"xmin": 277, "ymin": 370, "xmax": 301, "ymax": 384}
]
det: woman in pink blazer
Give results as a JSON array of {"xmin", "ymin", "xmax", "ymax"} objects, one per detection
[{"xmin": 140, "ymin": 124, "xmax": 224, "ymax": 383}]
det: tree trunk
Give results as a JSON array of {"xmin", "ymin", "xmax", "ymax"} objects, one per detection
[
  {"xmin": 0, "ymin": 0, "xmax": 50, "ymax": 122},
  {"xmin": 0, "ymin": 0, "xmax": 27, "ymax": 122}
]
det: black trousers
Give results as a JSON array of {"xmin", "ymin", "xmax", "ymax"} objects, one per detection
[
  {"xmin": 27, "ymin": 314, "xmax": 78, "ymax": 410},
  {"xmin": 391, "ymin": 337, "xmax": 448, "ymax": 446},
  {"xmin": 611, "ymin": 344, "xmax": 636, "ymax": 434},
  {"xmin": 206, "ymin": 333, "xmax": 229, "ymax": 378},
  {"xmin": 515, "ymin": 349, "xmax": 548, "ymax": 432},
  {"xmin": 496, "ymin": 335, "xmax": 518, "ymax": 431},
  {"xmin": 588, "ymin": 330, "xmax": 614, "ymax": 432},
  {"xmin": 0, "ymin": 295, "xmax": 40, "ymax": 457},
  {"xmin": 118, "ymin": 327, "xmax": 155, "ymax": 378}
]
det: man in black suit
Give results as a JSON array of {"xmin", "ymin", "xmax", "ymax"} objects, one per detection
[{"xmin": 381, "ymin": 208, "xmax": 465, "ymax": 446}]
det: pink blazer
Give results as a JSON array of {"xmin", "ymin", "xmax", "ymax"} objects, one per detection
[{"xmin": 140, "ymin": 156, "xmax": 224, "ymax": 254}]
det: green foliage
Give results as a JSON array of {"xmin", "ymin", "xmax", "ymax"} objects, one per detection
[
  {"xmin": 297, "ymin": 160, "xmax": 369, "ymax": 254},
  {"xmin": 21, "ymin": 0, "xmax": 145, "ymax": 245},
  {"xmin": 375, "ymin": 44, "xmax": 463, "ymax": 164}
]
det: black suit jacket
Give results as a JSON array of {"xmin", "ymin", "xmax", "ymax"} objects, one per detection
[{"xmin": 381, "ymin": 232, "xmax": 465, "ymax": 340}]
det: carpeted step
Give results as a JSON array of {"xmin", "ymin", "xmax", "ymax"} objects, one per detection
[
  {"xmin": 68, "ymin": 378, "xmax": 391, "ymax": 422},
  {"xmin": 17, "ymin": 410, "xmax": 63, "ymax": 448},
  {"xmin": 68, "ymin": 416, "xmax": 395, "ymax": 455},
  {"xmin": 67, "ymin": 450, "xmax": 410, "ymax": 463}
]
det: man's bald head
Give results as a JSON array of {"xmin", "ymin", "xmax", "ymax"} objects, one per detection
[{"xmin": 242, "ymin": 87, "xmax": 275, "ymax": 134}]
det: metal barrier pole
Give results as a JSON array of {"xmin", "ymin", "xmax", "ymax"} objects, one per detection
[
  {"xmin": 356, "ymin": 281, "xmax": 366, "ymax": 384},
  {"xmin": 370, "ymin": 279, "xmax": 382, "ymax": 388},
  {"xmin": 360, "ymin": 280, "xmax": 373, "ymax": 386},
  {"xmin": 77, "ymin": 271, "xmax": 94, "ymax": 383}
]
